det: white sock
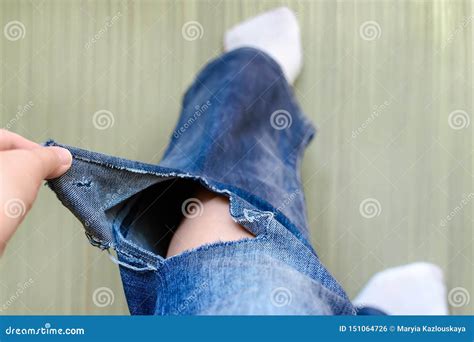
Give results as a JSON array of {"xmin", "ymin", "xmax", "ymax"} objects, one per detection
[
  {"xmin": 224, "ymin": 7, "xmax": 302, "ymax": 84},
  {"xmin": 353, "ymin": 262, "xmax": 449, "ymax": 315}
]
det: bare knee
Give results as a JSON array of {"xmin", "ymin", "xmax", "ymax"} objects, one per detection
[{"xmin": 166, "ymin": 188, "xmax": 254, "ymax": 258}]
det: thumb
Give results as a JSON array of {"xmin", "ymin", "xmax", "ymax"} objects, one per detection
[{"xmin": 29, "ymin": 146, "xmax": 73, "ymax": 180}]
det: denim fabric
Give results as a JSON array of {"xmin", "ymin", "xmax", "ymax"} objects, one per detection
[
  {"xmin": 356, "ymin": 307, "xmax": 387, "ymax": 315},
  {"xmin": 46, "ymin": 48, "xmax": 355, "ymax": 315}
]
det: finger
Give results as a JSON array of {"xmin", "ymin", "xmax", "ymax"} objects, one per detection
[
  {"xmin": 0, "ymin": 129, "xmax": 40, "ymax": 151},
  {"xmin": 28, "ymin": 146, "xmax": 73, "ymax": 180},
  {"xmin": 0, "ymin": 147, "xmax": 72, "ymax": 255}
]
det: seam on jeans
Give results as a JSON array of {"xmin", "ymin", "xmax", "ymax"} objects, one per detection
[
  {"xmin": 106, "ymin": 249, "xmax": 156, "ymax": 272},
  {"xmin": 114, "ymin": 236, "xmax": 162, "ymax": 268},
  {"xmin": 84, "ymin": 232, "xmax": 157, "ymax": 271},
  {"xmin": 85, "ymin": 230, "xmax": 158, "ymax": 271},
  {"xmin": 111, "ymin": 207, "xmax": 164, "ymax": 267},
  {"xmin": 111, "ymin": 248, "xmax": 158, "ymax": 271},
  {"xmin": 85, "ymin": 231, "xmax": 111, "ymax": 249}
]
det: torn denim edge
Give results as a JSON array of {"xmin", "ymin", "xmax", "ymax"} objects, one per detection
[
  {"xmin": 43, "ymin": 139, "xmax": 316, "ymax": 254},
  {"xmin": 43, "ymin": 140, "xmax": 284, "ymax": 271},
  {"xmin": 108, "ymin": 177, "xmax": 277, "ymax": 269}
]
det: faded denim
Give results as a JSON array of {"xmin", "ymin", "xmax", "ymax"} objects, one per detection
[{"xmin": 46, "ymin": 48, "xmax": 355, "ymax": 315}]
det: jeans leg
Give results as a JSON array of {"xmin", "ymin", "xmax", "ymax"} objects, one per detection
[
  {"xmin": 160, "ymin": 47, "xmax": 316, "ymax": 244},
  {"xmin": 45, "ymin": 47, "xmax": 354, "ymax": 315},
  {"xmin": 121, "ymin": 48, "xmax": 351, "ymax": 315}
]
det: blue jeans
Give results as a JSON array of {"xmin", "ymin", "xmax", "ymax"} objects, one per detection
[{"xmin": 46, "ymin": 48, "xmax": 355, "ymax": 315}]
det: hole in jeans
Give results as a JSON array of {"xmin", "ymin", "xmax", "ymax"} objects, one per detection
[
  {"xmin": 119, "ymin": 179, "xmax": 199, "ymax": 258},
  {"xmin": 73, "ymin": 178, "xmax": 93, "ymax": 188},
  {"xmin": 166, "ymin": 186, "xmax": 255, "ymax": 258},
  {"xmin": 118, "ymin": 179, "xmax": 255, "ymax": 259}
]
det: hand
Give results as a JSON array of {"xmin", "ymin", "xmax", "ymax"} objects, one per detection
[{"xmin": 0, "ymin": 130, "xmax": 72, "ymax": 256}]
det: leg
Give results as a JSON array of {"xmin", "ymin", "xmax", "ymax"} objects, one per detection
[
  {"xmin": 46, "ymin": 7, "xmax": 354, "ymax": 315},
  {"xmin": 166, "ymin": 188, "xmax": 253, "ymax": 258},
  {"xmin": 121, "ymin": 8, "xmax": 352, "ymax": 314},
  {"xmin": 165, "ymin": 7, "xmax": 306, "ymax": 258}
]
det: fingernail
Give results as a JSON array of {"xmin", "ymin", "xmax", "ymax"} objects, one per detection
[{"xmin": 53, "ymin": 147, "xmax": 72, "ymax": 165}]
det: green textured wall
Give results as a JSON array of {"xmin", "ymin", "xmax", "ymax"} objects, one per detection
[{"xmin": 0, "ymin": 0, "xmax": 472, "ymax": 315}]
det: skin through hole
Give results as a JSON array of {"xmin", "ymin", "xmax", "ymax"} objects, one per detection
[{"xmin": 166, "ymin": 187, "xmax": 255, "ymax": 258}]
